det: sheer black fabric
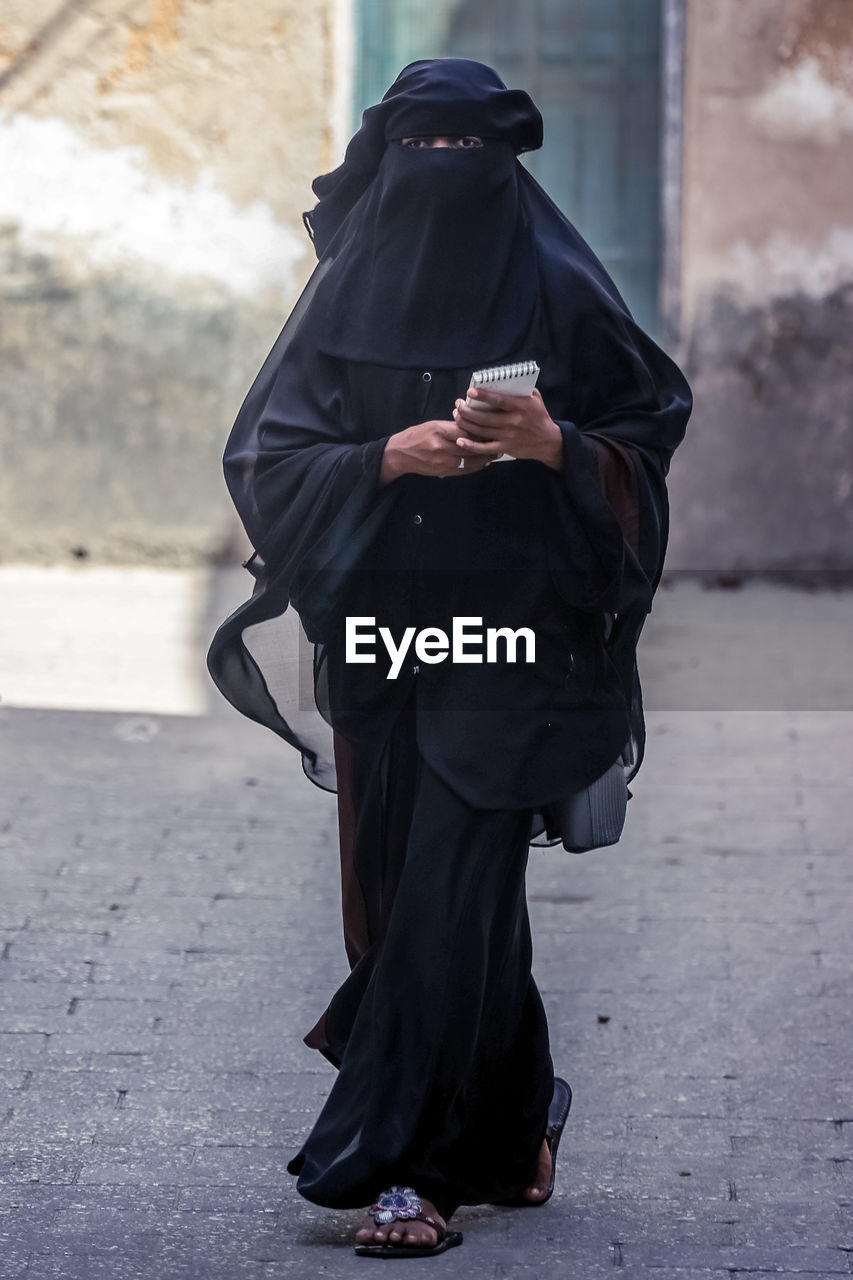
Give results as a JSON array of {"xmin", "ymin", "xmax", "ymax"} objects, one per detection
[
  {"xmin": 286, "ymin": 691, "xmax": 553, "ymax": 1219},
  {"xmin": 207, "ymin": 55, "xmax": 692, "ymax": 1219},
  {"xmin": 207, "ymin": 56, "xmax": 692, "ymax": 831},
  {"xmin": 306, "ymin": 141, "xmax": 539, "ymax": 368}
]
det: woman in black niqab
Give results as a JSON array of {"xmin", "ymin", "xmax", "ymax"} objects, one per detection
[{"xmin": 208, "ymin": 58, "xmax": 691, "ymax": 1255}]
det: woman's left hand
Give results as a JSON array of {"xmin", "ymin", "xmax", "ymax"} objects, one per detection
[{"xmin": 452, "ymin": 387, "xmax": 564, "ymax": 471}]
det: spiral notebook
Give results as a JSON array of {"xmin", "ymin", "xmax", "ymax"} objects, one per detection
[{"xmin": 464, "ymin": 359, "xmax": 540, "ymax": 462}]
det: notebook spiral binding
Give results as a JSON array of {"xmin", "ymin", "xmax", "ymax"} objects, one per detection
[{"xmin": 471, "ymin": 360, "xmax": 540, "ymax": 387}]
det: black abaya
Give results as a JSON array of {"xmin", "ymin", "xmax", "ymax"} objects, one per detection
[
  {"xmin": 206, "ymin": 58, "xmax": 692, "ymax": 1222},
  {"xmin": 287, "ymin": 691, "xmax": 553, "ymax": 1220}
]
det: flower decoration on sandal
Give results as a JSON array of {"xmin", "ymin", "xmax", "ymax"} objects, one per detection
[{"xmin": 369, "ymin": 1185, "xmax": 422, "ymax": 1225}]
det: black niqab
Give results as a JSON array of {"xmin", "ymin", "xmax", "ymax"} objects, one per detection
[
  {"xmin": 302, "ymin": 59, "xmax": 547, "ymax": 368},
  {"xmin": 307, "ymin": 140, "xmax": 539, "ymax": 367},
  {"xmin": 304, "ymin": 58, "xmax": 543, "ymax": 257}
]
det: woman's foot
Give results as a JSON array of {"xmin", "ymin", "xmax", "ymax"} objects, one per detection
[
  {"xmin": 521, "ymin": 1138, "xmax": 553, "ymax": 1202},
  {"xmin": 355, "ymin": 1194, "xmax": 445, "ymax": 1250}
]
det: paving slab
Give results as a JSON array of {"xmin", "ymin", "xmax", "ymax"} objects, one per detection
[{"xmin": 0, "ymin": 577, "xmax": 852, "ymax": 1276}]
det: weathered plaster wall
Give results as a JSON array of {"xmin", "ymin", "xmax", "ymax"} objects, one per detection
[
  {"xmin": 669, "ymin": 0, "xmax": 853, "ymax": 571},
  {"xmin": 0, "ymin": 0, "xmax": 350, "ymax": 562},
  {"xmin": 4, "ymin": 2, "xmax": 851, "ymax": 572}
]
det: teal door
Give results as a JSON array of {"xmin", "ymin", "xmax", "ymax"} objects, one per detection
[{"xmin": 355, "ymin": 0, "xmax": 662, "ymax": 335}]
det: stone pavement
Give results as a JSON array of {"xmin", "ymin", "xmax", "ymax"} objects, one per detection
[{"xmin": 1, "ymin": 576, "xmax": 852, "ymax": 1278}]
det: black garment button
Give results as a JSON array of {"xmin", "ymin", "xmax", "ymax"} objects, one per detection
[
  {"xmin": 413, "ymin": 514, "xmax": 423, "ymax": 526},
  {"xmin": 422, "ymin": 371, "xmax": 432, "ymax": 382}
]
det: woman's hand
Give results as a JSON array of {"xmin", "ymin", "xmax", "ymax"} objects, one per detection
[
  {"xmin": 451, "ymin": 387, "xmax": 564, "ymax": 471},
  {"xmin": 379, "ymin": 419, "xmax": 499, "ymax": 486}
]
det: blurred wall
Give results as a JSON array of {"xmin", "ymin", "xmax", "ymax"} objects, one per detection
[
  {"xmin": 669, "ymin": 0, "xmax": 853, "ymax": 571},
  {"xmin": 0, "ymin": 0, "xmax": 350, "ymax": 563},
  {"xmin": 1, "ymin": 1, "xmax": 851, "ymax": 571}
]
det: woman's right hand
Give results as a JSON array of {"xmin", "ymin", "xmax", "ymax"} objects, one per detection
[{"xmin": 379, "ymin": 420, "xmax": 498, "ymax": 486}]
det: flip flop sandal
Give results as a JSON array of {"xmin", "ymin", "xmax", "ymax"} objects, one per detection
[
  {"xmin": 493, "ymin": 1076, "xmax": 573, "ymax": 1207},
  {"xmin": 354, "ymin": 1185, "xmax": 464, "ymax": 1259}
]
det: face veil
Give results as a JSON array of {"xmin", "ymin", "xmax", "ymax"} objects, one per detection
[
  {"xmin": 300, "ymin": 59, "xmax": 546, "ymax": 369},
  {"xmin": 307, "ymin": 138, "xmax": 539, "ymax": 367}
]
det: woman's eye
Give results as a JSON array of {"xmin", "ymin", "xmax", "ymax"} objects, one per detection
[
  {"xmin": 402, "ymin": 138, "xmax": 429, "ymax": 149},
  {"xmin": 457, "ymin": 136, "xmax": 484, "ymax": 149}
]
